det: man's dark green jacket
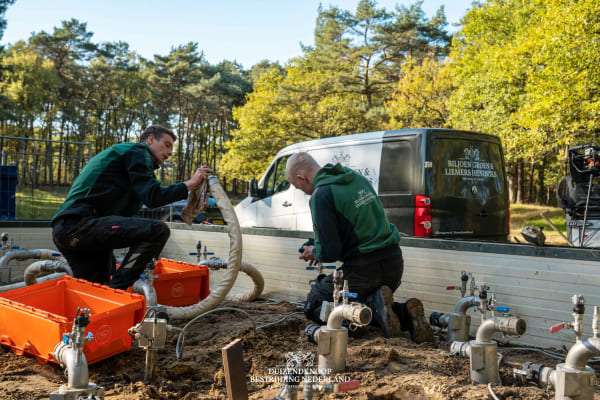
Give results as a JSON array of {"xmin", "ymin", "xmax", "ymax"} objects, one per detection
[
  {"xmin": 310, "ymin": 163, "xmax": 400, "ymax": 263},
  {"xmin": 53, "ymin": 143, "xmax": 188, "ymax": 222}
]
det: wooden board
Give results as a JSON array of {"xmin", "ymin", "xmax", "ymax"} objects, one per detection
[{"xmin": 221, "ymin": 338, "xmax": 248, "ymax": 400}]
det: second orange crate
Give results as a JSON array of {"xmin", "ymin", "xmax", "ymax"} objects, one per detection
[{"xmin": 153, "ymin": 258, "xmax": 210, "ymax": 306}]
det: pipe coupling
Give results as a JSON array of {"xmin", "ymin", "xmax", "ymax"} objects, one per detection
[{"xmin": 449, "ymin": 340, "xmax": 471, "ymax": 357}]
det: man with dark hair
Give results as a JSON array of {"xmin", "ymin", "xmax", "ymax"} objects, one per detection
[
  {"xmin": 287, "ymin": 152, "xmax": 433, "ymax": 342},
  {"xmin": 52, "ymin": 125, "xmax": 208, "ymax": 289}
]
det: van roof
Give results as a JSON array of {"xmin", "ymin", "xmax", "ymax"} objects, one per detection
[{"xmin": 277, "ymin": 128, "xmax": 498, "ymax": 156}]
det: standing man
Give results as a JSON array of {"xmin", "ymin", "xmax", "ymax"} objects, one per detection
[
  {"xmin": 287, "ymin": 152, "xmax": 433, "ymax": 342},
  {"xmin": 52, "ymin": 125, "xmax": 208, "ymax": 289}
]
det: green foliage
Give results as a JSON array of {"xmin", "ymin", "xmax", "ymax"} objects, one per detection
[
  {"xmin": 0, "ymin": 20, "xmax": 252, "ymax": 187},
  {"xmin": 448, "ymin": 0, "xmax": 600, "ymax": 192},
  {"xmin": 220, "ymin": 0, "xmax": 450, "ymax": 179},
  {"xmin": 386, "ymin": 57, "xmax": 453, "ymax": 129}
]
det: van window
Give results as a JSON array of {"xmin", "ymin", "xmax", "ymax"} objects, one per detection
[
  {"xmin": 263, "ymin": 155, "xmax": 290, "ymax": 196},
  {"xmin": 379, "ymin": 140, "xmax": 413, "ymax": 193},
  {"xmin": 431, "ymin": 138, "xmax": 505, "ymax": 198}
]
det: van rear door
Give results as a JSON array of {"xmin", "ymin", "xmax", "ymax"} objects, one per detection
[{"xmin": 427, "ymin": 132, "xmax": 508, "ymax": 240}]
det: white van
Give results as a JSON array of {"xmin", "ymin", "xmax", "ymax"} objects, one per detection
[{"xmin": 234, "ymin": 128, "xmax": 509, "ymax": 240}]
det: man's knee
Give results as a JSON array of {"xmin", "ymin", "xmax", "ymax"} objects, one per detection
[{"xmin": 150, "ymin": 221, "xmax": 170, "ymax": 244}]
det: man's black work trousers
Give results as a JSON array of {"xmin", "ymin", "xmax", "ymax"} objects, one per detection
[
  {"xmin": 304, "ymin": 246, "xmax": 412, "ymax": 330},
  {"xmin": 52, "ymin": 215, "xmax": 170, "ymax": 289}
]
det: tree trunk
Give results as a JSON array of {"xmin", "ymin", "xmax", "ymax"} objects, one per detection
[
  {"xmin": 517, "ymin": 160, "xmax": 525, "ymax": 203},
  {"xmin": 528, "ymin": 161, "xmax": 535, "ymax": 203},
  {"xmin": 536, "ymin": 159, "xmax": 546, "ymax": 204},
  {"xmin": 509, "ymin": 162, "xmax": 518, "ymax": 203}
]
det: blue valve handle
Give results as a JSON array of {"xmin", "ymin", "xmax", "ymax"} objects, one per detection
[
  {"xmin": 62, "ymin": 333, "xmax": 70, "ymax": 344},
  {"xmin": 321, "ymin": 265, "xmax": 336, "ymax": 270},
  {"xmin": 344, "ymin": 292, "xmax": 359, "ymax": 299},
  {"xmin": 494, "ymin": 306, "xmax": 511, "ymax": 313}
]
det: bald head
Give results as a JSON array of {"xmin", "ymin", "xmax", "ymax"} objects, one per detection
[{"xmin": 286, "ymin": 152, "xmax": 321, "ymax": 195}]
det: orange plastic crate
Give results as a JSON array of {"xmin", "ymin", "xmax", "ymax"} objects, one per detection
[
  {"xmin": 153, "ymin": 258, "xmax": 210, "ymax": 306},
  {"xmin": 0, "ymin": 276, "xmax": 145, "ymax": 364}
]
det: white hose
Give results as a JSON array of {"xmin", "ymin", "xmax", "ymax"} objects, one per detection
[
  {"xmin": 487, "ymin": 383, "xmax": 501, "ymax": 400},
  {"xmin": 228, "ymin": 262, "xmax": 264, "ymax": 302},
  {"xmin": 164, "ymin": 176, "xmax": 243, "ymax": 319}
]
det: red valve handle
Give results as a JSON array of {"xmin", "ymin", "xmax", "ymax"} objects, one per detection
[
  {"xmin": 337, "ymin": 379, "xmax": 361, "ymax": 392},
  {"xmin": 549, "ymin": 323, "xmax": 568, "ymax": 334},
  {"xmin": 446, "ymin": 286, "xmax": 457, "ymax": 290}
]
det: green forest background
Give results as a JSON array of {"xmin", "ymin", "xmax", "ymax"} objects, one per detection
[{"xmin": 0, "ymin": 0, "xmax": 598, "ymax": 208}]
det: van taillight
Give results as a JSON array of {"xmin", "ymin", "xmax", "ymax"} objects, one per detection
[{"xmin": 414, "ymin": 195, "xmax": 432, "ymax": 237}]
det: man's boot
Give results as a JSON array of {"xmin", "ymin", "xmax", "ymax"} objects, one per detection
[
  {"xmin": 405, "ymin": 298, "xmax": 434, "ymax": 344},
  {"xmin": 365, "ymin": 286, "xmax": 401, "ymax": 338}
]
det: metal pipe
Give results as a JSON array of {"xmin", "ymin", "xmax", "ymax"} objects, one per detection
[
  {"xmin": 565, "ymin": 337, "xmax": 600, "ymax": 370},
  {"xmin": 453, "ymin": 296, "xmax": 481, "ymax": 314},
  {"xmin": 0, "ymin": 273, "xmax": 65, "ymax": 292},
  {"xmin": 0, "ymin": 249, "xmax": 62, "ymax": 269},
  {"xmin": 476, "ymin": 316, "xmax": 526, "ymax": 342},
  {"xmin": 0, "ymin": 249, "xmax": 63, "ymax": 282},
  {"xmin": 54, "ymin": 342, "xmax": 89, "ymax": 389},
  {"xmin": 24, "ymin": 260, "xmax": 72, "ymax": 285},
  {"xmin": 133, "ymin": 279, "xmax": 157, "ymax": 308},
  {"xmin": 164, "ymin": 176, "xmax": 242, "ymax": 319},
  {"xmin": 327, "ymin": 303, "xmax": 372, "ymax": 330}
]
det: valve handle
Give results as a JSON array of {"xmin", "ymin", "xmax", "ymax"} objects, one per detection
[
  {"xmin": 322, "ymin": 264, "xmax": 336, "ymax": 270},
  {"xmin": 549, "ymin": 322, "xmax": 568, "ymax": 334},
  {"xmin": 189, "ymin": 252, "xmax": 198, "ymax": 256},
  {"xmin": 62, "ymin": 333, "xmax": 70, "ymax": 345},
  {"xmin": 52, "ymin": 252, "xmax": 62, "ymax": 257},
  {"xmin": 344, "ymin": 292, "xmax": 359, "ymax": 299},
  {"xmin": 305, "ymin": 266, "xmax": 318, "ymax": 271},
  {"xmin": 337, "ymin": 379, "xmax": 361, "ymax": 392},
  {"xmin": 446, "ymin": 286, "xmax": 457, "ymax": 290},
  {"xmin": 494, "ymin": 306, "xmax": 511, "ymax": 313}
]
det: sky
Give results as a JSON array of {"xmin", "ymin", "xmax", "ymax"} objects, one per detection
[{"xmin": 2, "ymin": 0, "xmax": 474, "ymax": 68}]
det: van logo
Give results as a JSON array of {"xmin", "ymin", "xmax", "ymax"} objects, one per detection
[
  {"xmin": 464, "ymin": 147, "xmax": 480, "ymax": 161},
  {"xmin": 329, "ymin": 151, "xmax": 377, "ymax": 186},
  {"xmin": 332, "ymin": 151, "xmax": 351, "ymax": 164}
]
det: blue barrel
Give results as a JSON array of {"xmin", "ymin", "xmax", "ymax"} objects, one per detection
[{"xmin": 0, "ymin": 166, "xmax": 18, "ymax": 220}]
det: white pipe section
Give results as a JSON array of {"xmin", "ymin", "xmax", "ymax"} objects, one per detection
[
  {"xmin": 326, "ymin": 303, "xmax": 372, "ymax": 330},
  {"xmin": 24, "ymin": 260, "xmax": 72, "ymax": 285},
  {"xmin": 565, "ymin": 337, "xmax": 600, "ymax": 370},
  {"xmin": 164, "ymin": 176, "xmax": 242, "ymax": 319},
  {"xmin": 0, "ymin": 273, "xmax": 65, "ymax": 292},
  {"xmin": 476, "ymin": 316, "xmax": 526, "ymax": 342}
]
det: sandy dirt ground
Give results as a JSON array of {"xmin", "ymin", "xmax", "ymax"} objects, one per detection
[{"xmin": 0, "ymin": 300, "xmax": 599, "ymax": 400}]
